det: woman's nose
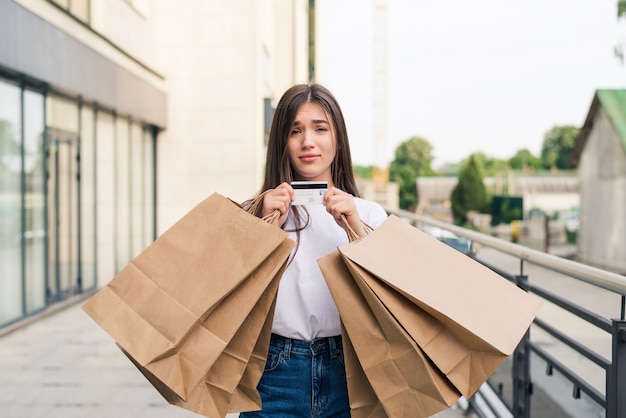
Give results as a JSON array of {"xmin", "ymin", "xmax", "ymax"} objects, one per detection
[{"xmin": 301, "ymin": 130, "xmax": 314, "ymax": 149}]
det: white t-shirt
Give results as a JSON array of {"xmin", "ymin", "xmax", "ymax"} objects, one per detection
[{"xmin": 271, "ymin": 198, "xmax": 388, "ymax": 340}]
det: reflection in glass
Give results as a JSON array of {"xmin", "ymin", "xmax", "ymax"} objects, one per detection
[
  {"xmin": 143, "ymin": 126, "xmax": 155, "ymax": 247},
  {"xmin": 0, "ymin": 80, "xmax": 23, "ymax": 324},
  {"xmin": 24, "ymin": 90, "xmax": 46, "ymax": 313},
  {"xmin": 80, "ymin": 105, "xmax": 97, "ymax": 290},
  {"xmin": 47, "ymin": 129, "xmax": 79, "ymax": 301},
  {"xmin": 115, "ymin": 116, "xmax": 130, "ymax": 272},
  {"xmin": 130, "ymin": 122, "xmax": 143, "ymax": 258}
]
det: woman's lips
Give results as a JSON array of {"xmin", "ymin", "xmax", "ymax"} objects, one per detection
[{"xmin": 299, "ymin": 154, "xmax": 319, "ymax": 163}]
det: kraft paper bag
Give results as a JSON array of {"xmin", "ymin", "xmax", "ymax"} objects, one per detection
[
  {"xmin": 340, "ymin": 324, "xmax": 391, "ymax": 418},
  {"xmin": 336, "ymin": 215, "xmax": 542, "ymax": 399},
  {"xmin": 318, "ymin": 251, "xmax": 461, "ymax": 418},
  {"xmin": 82, "ymin": 192, "xmax": 295, "ymax": 413},
  {"xmin": 170, "ymin": 259, "xmax": 283, "ymax": 417}
]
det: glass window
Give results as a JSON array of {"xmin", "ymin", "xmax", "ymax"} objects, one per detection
[
  {"xmin": 23, "ymin": 90, "xmax": 46, "ymax": 313},
  {"xmin": 80, "ymin": 105, "xmax": 96, "ymax": 290},
  {"xmin": 130, "ymin": 122, "xmax": 143, "ymax": 258},
  {"xmin": 143, "ymin": 126, "xmax": 155, "ymax": 246},
  {"xmin": 95, "ymin": 111, "xmax": 115, "ymax": 284},
  {"xmin": 0, "ymin": 80, "xmax": 22, "ymax": 324},
  {"xmin": 46, "ymin": 97, "xmax": 80, "ymax": 302},
  {"xmin": 115, "ymin": 116, "xmax": 130, "ymax": 272}
]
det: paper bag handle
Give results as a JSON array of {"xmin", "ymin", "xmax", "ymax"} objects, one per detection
[
  {"xmin": 244, "ymin": 189, "xmax": 281, "ymax": 225},
  {"xmin": 340, "ymin": 214, "xmax": 373, "ymax": 243}
]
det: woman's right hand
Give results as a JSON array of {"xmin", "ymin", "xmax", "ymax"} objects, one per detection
[{"xmin": 262, "ymin": 182, "xmax": 294, "ymax": 226}]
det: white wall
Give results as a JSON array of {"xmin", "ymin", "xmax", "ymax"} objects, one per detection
[
  {"xmin": 146, "ymin": 0, "xmax": 310, "ymax": 232},
  {"xmin": 578, "ymin": 107, "xmax": 626, "ymax": 272}
]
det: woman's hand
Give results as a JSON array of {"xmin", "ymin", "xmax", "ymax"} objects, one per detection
[
  {"xmin": 323, "ymin": 187, "xmax": 367, "ymax": 238},
  {"xmin": 262, "ymin": 182, "xmax": 294, "ymax": 226}
]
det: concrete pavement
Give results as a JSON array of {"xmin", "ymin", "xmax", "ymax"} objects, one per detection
[{"xmin": 0, "ymin": 298, "xmax": 473, "ymax": 418}]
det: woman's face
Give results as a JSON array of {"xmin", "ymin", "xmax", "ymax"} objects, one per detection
[{"xmin": 287, "ymin": 102, "xmax": 336, "ymax": 184}]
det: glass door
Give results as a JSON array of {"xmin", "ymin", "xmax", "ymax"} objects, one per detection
[{"xmin": 46, "ymin": 128, "xmax": 80, "ymax": 302}]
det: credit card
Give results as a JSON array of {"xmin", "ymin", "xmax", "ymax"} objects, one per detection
[{"xmin": 291, "ymin": 181, "xmax": 328, "ymax": 205}]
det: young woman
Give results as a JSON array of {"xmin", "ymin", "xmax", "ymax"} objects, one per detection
[{"xmin": 242, "ymin": 84, "xmax": 388, "ymax": 417}]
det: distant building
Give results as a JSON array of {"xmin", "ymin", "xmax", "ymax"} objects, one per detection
[
  {"xmin": 416, "ymin": 174, "xmax": 579, "ymax": 220},
  {"xmin": 570, "ymin": 89, "xmax": 626, "ymax": 273},
  {"xmin": 357, "ymin": 178, "xmax": 399, "ymax": 210}
]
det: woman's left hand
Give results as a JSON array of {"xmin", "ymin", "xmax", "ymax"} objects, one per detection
[{"xmin": 323, "ymin": 187, "xmax": 367, "ymax": 238}]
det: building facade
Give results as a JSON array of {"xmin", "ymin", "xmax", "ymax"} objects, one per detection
[
  {"xmin": 0, "ymin": 0, "xmax": 311, "ymax": 328},
  {"xmin": 570, "ymin": 89, "xmax": 626, "ymax": 273},
  {"xmin": 416, "ymin": 175, "xmax": 579, "ymax": 220}
]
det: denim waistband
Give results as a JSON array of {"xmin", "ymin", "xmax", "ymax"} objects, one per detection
[{"xmin": 269, "ymin": 333, "xmax": 343, "ymax": 358}]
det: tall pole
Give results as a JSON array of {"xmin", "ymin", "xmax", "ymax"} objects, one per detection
[{"xmin": 372, "ymin": 0, "xmax": 388, "ymax": 183}]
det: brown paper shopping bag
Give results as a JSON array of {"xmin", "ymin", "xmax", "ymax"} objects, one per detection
[
  {"xmin": 336, "ymin": 215, "xmax": 542, "ymax": 399},
  {"xmin": 82, "ymin": 192, "xmax": 295, "ymax": 411},
  {"xmin": 318, "ymin": 251, "xmax": 461, "ymax": 418},
  {"xmin": 169, "ymin": 252, "xmax": 284, "ymax": 417}
]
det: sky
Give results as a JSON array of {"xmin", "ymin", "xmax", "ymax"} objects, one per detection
[{"xmin": 315, "ymin": 0, "xmax": 626, "ymax": 168}]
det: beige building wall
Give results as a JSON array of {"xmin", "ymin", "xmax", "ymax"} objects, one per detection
[
  {"xmin": 12, "ymin": 0, "xmax": 166, "ymax": 287},
  {"xmin": 11, "ymin": 0, "xmax": 310, "ymax": 284},
  {"xmin": 144, "ymin": 0, "xmax": 310, "ymax": 232},
  {"xmin": 22, "ymin": 0, "xmax": 310, "ymax": 233}
]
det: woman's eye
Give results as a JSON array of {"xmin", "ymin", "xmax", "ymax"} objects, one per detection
[{"xmin": 290, "ymin": 129, "xmax": 300, "ymax": 135}]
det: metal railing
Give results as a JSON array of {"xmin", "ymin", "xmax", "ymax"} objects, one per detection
[{"xmin": 385, "ymin": 208, "xmax": 626, "ymax": 418}]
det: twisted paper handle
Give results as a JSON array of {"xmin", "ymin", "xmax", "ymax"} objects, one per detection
[
  {"xmin": 245, "ymin": 189, "xmax": 281, "ymax": 224},
  {"xmin": 340, "ymin": 214, "xmax": 373, "ymax": 243}
]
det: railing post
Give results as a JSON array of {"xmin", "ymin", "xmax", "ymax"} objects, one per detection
[
  {"xmin": 607, "ymin": 319, "xmax": 626, "ymax": 418},
  {"xmin": 512, "ymin": 273, "xmax": 532, "ymax": 418}
]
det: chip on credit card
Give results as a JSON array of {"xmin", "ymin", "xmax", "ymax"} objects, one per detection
[{"xmin": 291, "ymin": 181, "xmax": 327, "ymax": 205}]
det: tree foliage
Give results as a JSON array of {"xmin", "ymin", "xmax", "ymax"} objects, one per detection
[
  {"xmin": 460, "ymin": 152, "xmax": 509, "ymax": 177},
  {"xmin": 617, "ymin": 1, "xmax": 626, "ymax": 63},
  {"xmin": 389, "ymin": 136, "xmax": 435, "ymax": 210},
  {"xmin": 353, "ymin": 165, "xmax": 373, "ymax": 179},
  {"xmin": 540, "ymin": 125, "xmax": 579, "ymax": 169},
  {"xmin": 508, "ymin": 148, "xmax": 542, "ymax": 171},
  {"xmin": 450, "ymin": 154, "xmax": 490, "ymax": 225}
]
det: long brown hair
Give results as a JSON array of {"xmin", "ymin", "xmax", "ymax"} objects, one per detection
[
  {"xmin": 245, "ymin": 84, "xmax": 359, "ymax": 233},
  {"xmin": 263, "ymin": 84, "xmax": 359, "ymax": 196}
]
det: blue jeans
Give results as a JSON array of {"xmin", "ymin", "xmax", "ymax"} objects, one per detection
[{"xmin": 240, "ymin": 333, "xmax": 350, "ymax": 418}]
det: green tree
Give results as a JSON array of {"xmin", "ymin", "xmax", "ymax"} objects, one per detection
[
  {"xmin": 389, "ymin": 136, "xmax": 435, "ymax": 210},
  {"xmin": 459, "ymin": 152, "xmax": 509, "ymax": 177},
  {"xmin": 540, "ymin": 125, "xmax": 579, "ymax": 169},
  {"xmin": 616, "ymin": 1, "xmax": 626, "ymax": 62},
  {"xmin": 508, "ymin": 148, "xmax": 542, "ymax": 171},
  {"xmin": 450, "ymin": 154, "xmax": 490, "ymax": 225},
  {"xmin": 353, "ymin": 165, "xmax": 373, "ymax": 179}
]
